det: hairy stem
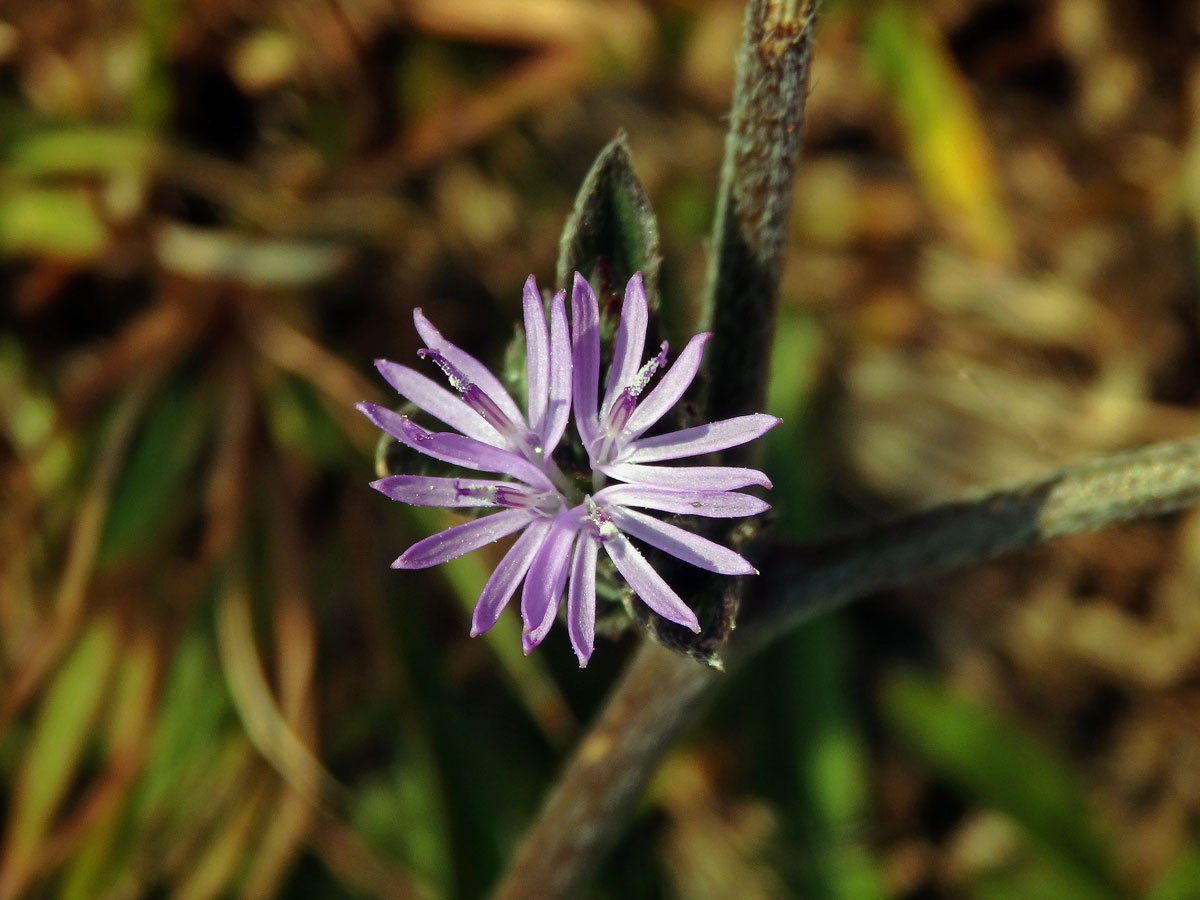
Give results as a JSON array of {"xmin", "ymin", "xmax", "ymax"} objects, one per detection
[
  {"xmin": 490, "ymin": 639, "xmax": 718, "ymax": 900},
  {"xmin": 489, "ymin": 0, "xmax": 1200, "ymax": 894},
  {"xmin": 744, "ymin": 435, "xmax": 1200, "ymax": 654},
  {"xmin": 493, "ymin": 2, "xmax": 817, "ymax": 896},
  {"xmin": 701, "ymin": 0, "xmax": 819, "ymax": 434},
  {"xmin": 491, "ymin": 434, "xmax": 1200, "ymax": 898},
  {"xmin": 518, "ymin": 436, "xmax": 1200, "ymax": 896}
]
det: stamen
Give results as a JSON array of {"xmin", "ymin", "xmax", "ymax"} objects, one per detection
[
  {"xmin": 602, "ymin": 341, "xmax": 668, "ymax": 435},
  {"xmin": 493, "ymin": 485, "xmax": 532, "ymax": 508},
  {"xmin": 462, "ymin": 385, "xmax": 515, "ymax": 435},
  {"xmin": 454, "ymin": 481, "xmax": 508, "ymax": 504},
  {"xmin": 629, "ymin": 341, "xmax": 669, "ymax": 397},
  {"xmin": 603, "ymin": 390, "xmax": 637, "ymax": 434},
  {"xmin": 417, "ymin": 347, "xmax": 467, "ymax": 388},
  {"xmin": 491, "ymin": 485, "xmax": 563, "ymax": 516},
  {"xmin": 419, "ymin": 348, "xmax": 519, "ymax": 437}
]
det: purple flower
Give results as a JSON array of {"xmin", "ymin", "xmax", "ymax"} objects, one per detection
[
  {"xmin": 357, "ymin": 276, "xmax": 576, "ymax": 639},
  {"xmin": 521, "ymin": 273, "xmax": 780, "ymax": 665},
  {"xmin": 569, "ymin": 273, "xmax": 780, "ymax": 491},
  {"xmin": 359, "ymin": 272, "xmax": 779, "ymax": 667}
]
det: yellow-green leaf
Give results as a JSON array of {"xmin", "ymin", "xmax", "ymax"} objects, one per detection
[{"xmin": 0, "ymin": 617, "xmax": 119, "ymax": 894}]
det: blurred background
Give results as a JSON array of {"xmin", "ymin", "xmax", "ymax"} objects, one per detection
[{"xmin": 2, "ymin": 0, "xmax": 1200, "ymax": 897}]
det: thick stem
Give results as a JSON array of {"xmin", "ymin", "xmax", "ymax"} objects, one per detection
[
  {"xmin": 701, "ymin": 0, "xmax": 819, "ymax": 440},
  {"xmin": 490, "ymin": 640, "xmax": 718, "ymax": 900},
  {"xmin": 743, "ymin": 435, "xmax": 1200, "ymax": 653},
  {"xmin": 489, "ymin": 434, "xmax": 1200, "ymax": 899},
  {"xmin": 492, "ymin": 2, "xmax": 818, "ymax": 896}
]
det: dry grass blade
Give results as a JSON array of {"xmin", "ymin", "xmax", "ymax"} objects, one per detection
[
  {"xmin": 201, "ymin": 356, "xmax": 255, "ymax": 564},
  {"xmin": 58, "ymin": 296, "xmax": 201, "ymax": 422},
  {"xmin": 215, "ymin": 575, "xmax": 345, "ymax": 810},
  {"xmin": 491, "ymin": 641, "xmax": 721, "ymax": 900},
  {"xmin": 174, "ymin": 773, "xmax": 274, "ymax": 900},
  {"xmin": 0, "ymin": 380, "xmax": 154, "ymax": 730},
  {"xmin": 348, "ymin": 0, "xmax": 654, "ymax": 181},
  {"xmin": 240, "ymin": 470, "xmax": 320, "ymax": 900},
  {"xmin": 153, "ymin": 739, "xmax": 258, "ymax": 892},
  {"xmin": 309, "ymin": 816, "xmax": 440, "ymax": 900},
  {"xmin": 253, "ymin": 313, "xmax": 382, "ymax": 439}
]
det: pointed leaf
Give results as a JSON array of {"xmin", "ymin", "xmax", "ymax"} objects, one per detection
[{"xmin": 556, "ymin": 132, "xmax": 661, "ymax": 309}]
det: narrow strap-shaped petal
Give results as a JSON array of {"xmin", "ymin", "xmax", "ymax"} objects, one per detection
[
  {"xmin": 610, "ymin": 506, "xmax": 757, "ymax": 575},
  {"xmin": 520, "ymin": 510, "xmax": 581, "ymax": 653},
  {"xmin": 371, "ymin": 475, "xmax": 531, "ymax": 507},
  {"xmin": 471, "ymin": 517, "xmax": 553, "ymax": 636},
  {"xmin": 523, "ymin": 276, "xmax": 550, "ymax": 437},
  {"xmin": 541, "ymin": 290, "xmax": 572, "ymax": 454},
  {"xmin": 570, "ymin": 273, "xmax": 600, "ymax": 447},
  {"xmin": 625, "ymin": 414, "xmax": 782, "ymax": 463},
  {"xmin": 412, "ymin": 308, "xmax": 525, "ymax": 425},
  {"xmin": 566, "ymin": 534, "xmax": 598, "ymax": 666},
  {"xmin": 601, "ymin": 530, "xmax": 700, "ymax": 632},
  {"xmin": 357, "ymin": 403, "xmax": 555, "ymax": 490},
  {"xmin": 356, "ymin": 401, "xmax": 420, "ymax": 443},
  {"xmin": 624, "ymin": 331, "xmax": 711, "ymax": 438},
  {"xmin": 601, "ymin": 461, "xmax": 772, "ymax": 491},
  {"xmin": 594, "ymin": 483, "xmax": 770, "ymax": 517},
  {"xmin": 374, "ymin": 360, "xmax": 503, "ymax": 445},
  {"xmin": 412, "ymin": 430, "xmax": 557, "ymax": 492},
  {"xmin": 602, "ymin": 273, "xmax": 648, "ymax": 415},
  {"xmin": 392, "ymin": 508, "xmax": 532, "ymax": 569}
]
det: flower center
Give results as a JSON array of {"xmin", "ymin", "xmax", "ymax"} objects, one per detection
[{"xmin": 584, "ymin": 496, "xmax": 620, "ymax": 542}]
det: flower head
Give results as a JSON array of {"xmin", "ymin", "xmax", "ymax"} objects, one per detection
[
  {"xmin": 360, "ymin": 272, "xmax": 780, "ymax": 666},
  {"xmin": 357, "ymin": 276, "xmax": 574, "ymax": 638},
  {"xmin": 569, "ymin": 273, "xmax": 780, "ymax": 490}
]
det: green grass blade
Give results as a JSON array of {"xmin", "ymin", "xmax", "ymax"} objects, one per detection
[
  {"xmin": 0, "ymin": 617, "xmax": 119, "ymax": 895},
  {"xmin": 882, "ymin": 671, "xmax": 1119, "ymax": 897}
]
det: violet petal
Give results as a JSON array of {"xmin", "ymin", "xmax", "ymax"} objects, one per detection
[
  {"xmin": 373, "ymin": 360, "xmax": 504, "ymax": 445},
  {"xmin": 355, "ymin": 400, "xmax": 418, "ymax": 443},
  {"xmin": 471, "ymin": 517, "xmax": 553, "ymax": 636},
  {"xmin": 413, "ymin": 308, "xmax": 525, "ymax": 425},
  {"xmin": 624, "ymin": 331, "xmax": 711, "ymax": 437},
  {"xmin": 601, "ymin": 461, "xmax": 772, "ymax": 491},
  {"xmin": 520, "ymin": 510, "xmax": 580, "ymax": 652},
  {"xmin": 542, "ymin": 290, "xmax": 572, "ymax": 453},
  {"xmin": 371, "ymin": 474, "xmax": 526, "ymax": 507},
  {"xmin": 409, "ymin": 432, "xmax": 556, "ymax": 491},
  {"xmin": 601, "ymin": 530, "xmax": 700, "ymax": 632},
  {"xmin": 610, "ymin": 506, "xmax": 757, "ymax": 575},
  {"xmin": 625, "ymin": 414, "xmax": 782, "ymax": 463},
  {"xmin": 393, "ymin": 508, "xmax": 532, "ymax": 569},
  {"xmin": 594, "ymin": 483, "xmax": 770, "ymax": 518},
  {"xmin": 359, "ymin": 403, "xmax": 555, "ymax": 491},
  {"xmin": 566, "ymin": 534, "xmax": 598, "ymax": 666},
  {"xmin": 570, "ymin": 273, "xmax": 601, "ymax": 448},
  {"xmin": 602, "ymin": 273, "xmax": 648, "ymax": 415},
  {"xmin": 522, "ymin": 275, "xmax": 550, "ymax": 437}
]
